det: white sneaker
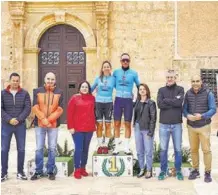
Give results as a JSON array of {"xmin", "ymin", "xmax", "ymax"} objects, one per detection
[
  {"xmin": 112, "ymin": 147, "xmax": 119, "ymax": 155},
  {"xmin": 124, "ymin": 148, "xmax": 132, "ymax": 155},
  {"xmin": 124, "ymin": 138, "xmax": 132, "ymax": 155},
  {"xmin": 113, "ymin": 138, "xmax": 120, "ymax": 155}
]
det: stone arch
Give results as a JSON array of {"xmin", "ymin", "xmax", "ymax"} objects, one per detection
[
  {"xmin": 25, "ymin": 12, "xmax": 96, "ymax": 49},
  {"xmin": 23, "ymin": 12, "xmax": 97, "ymax": 93}
]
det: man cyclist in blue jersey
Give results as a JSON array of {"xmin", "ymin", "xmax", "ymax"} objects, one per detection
[{"xmin": 113, "ymin": 53, "xmax": 140, "ymax": 155}]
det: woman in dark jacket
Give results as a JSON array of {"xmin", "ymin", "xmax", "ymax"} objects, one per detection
[
  {"xmin": 67, "ymin": 81, "xmax": 96, "ymax": 179},
  {"xmin": 133, "ymin": 83, "xmax": 157, "ymax": 179}
]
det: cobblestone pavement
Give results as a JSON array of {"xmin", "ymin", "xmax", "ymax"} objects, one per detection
[{"xmin": 1, "ymin": 124, "xmax": 218, "ymax": 195}]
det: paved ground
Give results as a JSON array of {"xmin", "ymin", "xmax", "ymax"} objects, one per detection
[{"xmin": 1, "ymin": 124, "xmax": 218, "ymax": 195}]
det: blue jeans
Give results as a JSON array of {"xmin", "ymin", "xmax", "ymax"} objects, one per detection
[
  {"xmin": 1, "ymin": 122, "xmax": 26, "ymax": 174},
  {"xmin": 159, "ymin": 123, "xmax": 182, "ymax": 172},
  {"xmin": 134, "ymin": 123, "xmax": 154, "ymax": 171},
  {"xmin": 34, "ymin": 127, "xmax": 58, "ymax": 174},
  {"xmin": 72, "ymin": 132, "xmax": 93, "ymax": 169}
]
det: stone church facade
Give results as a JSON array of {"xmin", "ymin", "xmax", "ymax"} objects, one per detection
[{"xmin": 1, "ymin": 1, "xmax": 218, "ymax": 127}]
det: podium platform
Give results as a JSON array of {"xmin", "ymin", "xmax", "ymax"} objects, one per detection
[{"xmin": 92, "ymin": 151, "xmax": 133, "ymax": 177}]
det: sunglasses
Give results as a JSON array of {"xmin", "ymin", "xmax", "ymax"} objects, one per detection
[
  {"xmin": 191, "ymin": 80, "xmax": 200, "ymax": 83},
  {"xmin": 121, "ymin": 59, "xmax": 130, "ymax": 63},
  {"xmin": 166, "ymin": 76, "xmax": 174, "ymax": 79}
]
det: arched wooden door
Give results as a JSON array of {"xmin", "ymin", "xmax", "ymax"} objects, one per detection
[{"xmin": 38, "ymin": 24, "xmax": 86, "ymax": 123}]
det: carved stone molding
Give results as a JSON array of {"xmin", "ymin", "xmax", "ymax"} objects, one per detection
[
  {"xmin": 25, "ymin": 13, "xmax": 96, "ymax": 49},
  {"xmin": 24, "ymin": 48, "xmax": 41, "ymax": 54},
  {"xmin": 95, "ymin": 2, "xmax": 109, "ymax": 60},
  {"xmin": 55, "ymin": 11, "xmax": 66, "ymax": 23},
  {"xmin": 9, "ymin": 2, "xmax": 25, "ymax": 27},
  {"xmin": 83, "ymin": 47, "xmax": 97, "ymax": 53},
  {"xmin": 95, "ymin": 2, "xmax": 109, "ymax": 19}
]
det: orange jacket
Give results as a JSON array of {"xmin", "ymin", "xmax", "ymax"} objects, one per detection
[{"xmin": 32, "ymin": 84, "xmax": 63, "ymax": 128}]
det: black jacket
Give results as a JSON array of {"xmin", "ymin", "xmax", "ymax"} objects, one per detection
[
  {"xmin": 157, "ymin": 83, "xmax": 184, "ymax": 124},
  {"xmin": 133, "ymin": 99, "xmax": 157, "ymax": 136}
]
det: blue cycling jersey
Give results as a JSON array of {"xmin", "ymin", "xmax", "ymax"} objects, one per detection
[
  {"xmin": 91, "ymin": 75, "xmax": 115, "ymax": 103},
  {"xmin": 113, "ymin": 68, "xmax": 140, "ymax": 99}
]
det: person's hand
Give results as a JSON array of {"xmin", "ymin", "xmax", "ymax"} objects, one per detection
[
  {"xmin": 194, "ymin": 113, "xmax": 202, "ymax": 120},
  {"xmin": 47, "ymin": 123, "xmax": 52, "ymax": 128},
  {"xmin": 147, "ymin": 130, "xmax": 154, "ymax": 138},
  {"xmin": 69, "ymin": 129, "xmax": 75, "ymax": 134},
  {"xmin": 13, "ymin": 119, "xmax": 19, "ymax": 125},
  {"xmin": 187, "ymin": 114, "xmax": 196, "ymax": 121},
  {"xmin": 9, "ymin": 118, "xmax": 18, "ymax": 125},
  {"xmin": 41, "ymin": 118, "xmax": 50, "ymax": 126}
]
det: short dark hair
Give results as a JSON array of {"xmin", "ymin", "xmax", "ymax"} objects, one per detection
[
  {"xmin": 78, "ymin": 81, "xmax": 92, "ymax": 94},
  {"xmin": 9, "ymin": 72, "xmax": 20, "ymax": 80},
  {"xmin": 137, "ymin": 83, "xmax": 151, "ymax": 100},
  {"xmin": 121, "ymin": 53, "xmax": 130, "ymax": 59}
]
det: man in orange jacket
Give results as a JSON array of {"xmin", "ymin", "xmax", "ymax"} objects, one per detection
[{"xmin": 31, "ymin": 72, "xmax": 63, "ymax": 181}]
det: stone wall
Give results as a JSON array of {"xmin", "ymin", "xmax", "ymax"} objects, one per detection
[
  {"xmin": 1, "ymin": 2, "xmax": 13, "ymax": 88},
  {"xmin": 1, "ymin": 1, "xmax": 217, "ymax": 127},
  {"xmin": 178, "ymin": 2, "xmax": 218, "ymax": 57},
  {"xmin": 108, "ymin": 2, "xmax": 175, "ymax": 99}
]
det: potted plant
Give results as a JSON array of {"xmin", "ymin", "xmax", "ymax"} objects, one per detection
[
  {"xmin": 27, "ymin": 139, "xmax": 74, "ymax": 177},
  {"xmin": 152, "ymin": 141, "xmax": 192, "ymax": 177}
]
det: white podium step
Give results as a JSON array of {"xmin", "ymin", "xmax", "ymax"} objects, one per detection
[{"xmin": 92, "ymin": 151, "xmax": 133, "ymax": 177}]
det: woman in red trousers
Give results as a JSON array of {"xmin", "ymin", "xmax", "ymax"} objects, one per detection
[{"xmin": 67, "ymin": 81, "xmax": 96, "ymax": 179}]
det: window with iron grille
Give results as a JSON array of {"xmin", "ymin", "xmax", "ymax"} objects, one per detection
[{"xmin": 201, "ymin": 69, "xmax": 218, "ymax": 106}]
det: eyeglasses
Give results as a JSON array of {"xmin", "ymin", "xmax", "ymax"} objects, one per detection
[
  {"xmin": 121, "ymin": 59, "xmax": 130, "ymax": 63},
  {"xmin": 191, "ymin": 80, "xmax": 200, "ymax": 83}
]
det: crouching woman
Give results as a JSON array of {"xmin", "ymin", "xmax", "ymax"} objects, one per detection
[
  {"xmin": 133, "ymin": 83, "xmax": 157, "ymax": 179},
  {"xmin": 67, "ymin": 81, "xmax": 96, "ymax": 179}
]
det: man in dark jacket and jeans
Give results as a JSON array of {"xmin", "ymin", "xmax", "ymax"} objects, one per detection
[
  {"xmin": 157, "ymin": 70, "xmax": 184, "ymax": 181},
  {"xmin": 183, "ymin": 75, "xmax": 216, "ymax": 183},
  {"xmin": 1, "ymin": 73, "xmax": 31, "ymax": 182}
]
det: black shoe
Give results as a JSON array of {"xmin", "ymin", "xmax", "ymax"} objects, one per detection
[
  {"xmin": 17, "ymin": 172, "xmax": 28, "ymax": 180},
  {"xmin": 204, "ymin": 171, "xmax": 212, "ymax": 183},
  {"xmin": 30, "ymin": 172, "xmax": 43, "ymax": 180},
  {"xmin": 48, "ymin": 173, "xmax": 55, "ymax": 180},
  {"xmin": 1, "ymin": 173, "xmax": 8, "ymax": 182},
  {"xmin": 188, "ymin": 169, "xmax": 200, "ymax": 180}
]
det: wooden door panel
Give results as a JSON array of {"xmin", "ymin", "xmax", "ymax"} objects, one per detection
[{"xmin": 38, "ymin": 24, "xmax": 86, "ymax": 124}]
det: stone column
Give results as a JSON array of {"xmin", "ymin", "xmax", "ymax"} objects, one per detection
[
  {"xmin": 95, "ymin": 2, "xmax": 109, "ymax": 66},
  {"xmin": 83, "ymin": 47, "xmax": 97, "ymax": 83},
  {"xmin": 24, "ymin": 48, "xmax": 41, "ymax": 96},
  {"xmin": 8, "ymin": 2, "xmax": 25, "ymax": 85}
]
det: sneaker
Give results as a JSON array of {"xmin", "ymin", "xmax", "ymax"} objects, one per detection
[
  {"xmin": 48, "ymin": 173, "xmax": 55, "ymax": 180},
  {"xmin": 30, "ymin": 172, "xmax": 43, "ymax": 180},
  {"xmin": 1, "ymin": 173, "xmax": 8, "ymax": 182},
  {"xmin": 188, "ymin": 169, "xmax": 200, "ymax": 180},
  {"xmin": 145, "ymin": 171, "xmax": 152, "ymax": 179},
  {"xmin": 112, "ymin": 148, "xmax": 119, "ymax": 155},
  {"xmin": 80, "ymin": 168, "xmax": 89, "ymax": 177},
  {"xmin": 137, "ymin": 169, "xmax": 145, "ymax": 178},
  {"xmin": 17, "ymin": 172, "xmax": 28, "ymax": 180},
  {"xmin": 97, "ymin": 146, "xmax": 103, "ymax": 154},
  {"xmin": 124, "ymin": 148, "xmax": 132, "ymax": 155},
  {"xmin": 102, "ymin": 146, "xmax": 109, "ymax": 154},
  {"xmin": 158, "ymin": 171, "xmax": 167, "ymax": 180},
  {"xmin": 74, "ymin": 168, "xmax": 81, "ymax": 179},
  {"xmin": 176, "ymin": 171, "xmax": 184, "ymax": 180},
  {"xmin": 204, "ymin": 171, "xmax": 212, "ymax": 183}
]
